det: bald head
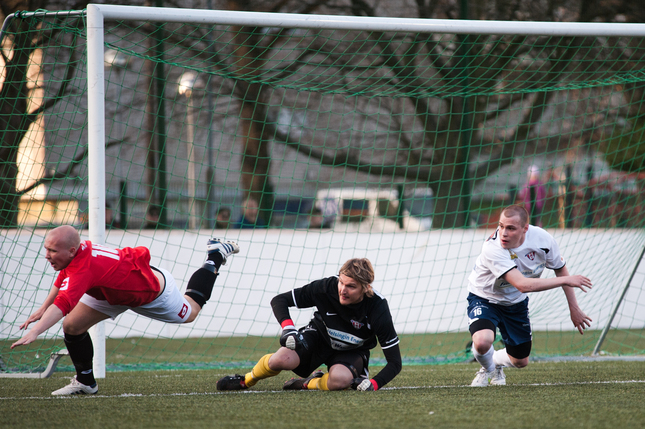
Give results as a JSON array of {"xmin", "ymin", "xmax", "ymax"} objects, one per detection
[
  {"xmin": 48, "ymin": 225, "xmax": 81, "ymax": 248},
  {"xmin": 44, "ymin": 226, "xmax": 81, "ymax": 271}
]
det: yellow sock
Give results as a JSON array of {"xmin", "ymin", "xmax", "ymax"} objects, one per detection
[
  {"xmin": 307, "ymin": 373, "xmax": 329, "ymax": 391},
  {"xmin": 244, "ymin": 354, "xmax": 280, "ymax": 387}
]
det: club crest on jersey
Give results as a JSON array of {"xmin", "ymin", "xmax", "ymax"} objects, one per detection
[
  {"xmin": 351, "ymin": 319, "xmax": 364, "ymax": 330},
  {"xmin": 525, "ymin": 251, "xmax": 536, "ymax": 261}
]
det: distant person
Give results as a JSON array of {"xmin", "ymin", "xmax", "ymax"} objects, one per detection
[
  {"xmin": 144, "ymin": 205, "xmax": 162, "ymax": 229},
  {"xmin": 216, "ymin": 258, "xmax": 401, "ymax": 392},
  {"xmin": 517, "ymin": 165, "xmax": 547, "ymax": 226},
  {"xmin": 233, "ymin": 198, "xmax": 266, "ymax": 229},
  {"xmin": 215, "ymin": 207, "xmax": 231, "ymax": 229},
  {"xmin": 11, "ymin": 226, "xmax": 239, "ymax": 396},
  {"xmin": 467, "ymin": 205, "xmax": 592, "ymax": 387}
]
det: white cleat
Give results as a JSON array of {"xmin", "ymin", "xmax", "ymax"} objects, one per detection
[
  {"xmin": 51, "ymin": 376, "xmax": 98, "ymax": 396},
  {"xmin": 470, "ymin": 367, "xmax": 493, "ymax": 387},
  {"xmin": 206, "ymin": 238, "xmax": 240, "ymax": 265},
  {"xmin": 490, "ymin": 366, "xmax": 506, "ymax": 386}
]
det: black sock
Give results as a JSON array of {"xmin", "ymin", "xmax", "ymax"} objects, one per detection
[
  {"xmin": 207, "ymin": 251, "xmax": 224, "ymax": 270},
  {"xmin": 185, "ymin": 268, "xmax": 218, "ymax": 308},
  {"xmin": 64, "ymin": 332, "xmax": 96, "ymax": 386}
]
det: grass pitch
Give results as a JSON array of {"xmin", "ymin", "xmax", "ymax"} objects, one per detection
[{"xmin": 1, "ymin": 360, "xmax": 643, "ymax": 429}]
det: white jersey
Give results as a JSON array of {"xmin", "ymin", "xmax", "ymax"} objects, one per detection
[{"xmin": 468, "ymin": 225, "xmax": 566, "ymax": 305}]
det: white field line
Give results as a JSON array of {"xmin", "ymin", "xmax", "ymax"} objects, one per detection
[{"xmin": 3, "ymin": 379, "xmax": 645, "ymax": 400}]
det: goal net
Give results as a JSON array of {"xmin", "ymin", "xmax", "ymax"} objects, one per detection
[{"xmin": 1, "ymin": 6, "xmax": 644, "ymax": 375}]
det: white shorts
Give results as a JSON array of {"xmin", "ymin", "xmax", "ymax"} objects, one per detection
[{"xmin": 79, "ymin": 267, "xmax": 192, "ymax": 323}]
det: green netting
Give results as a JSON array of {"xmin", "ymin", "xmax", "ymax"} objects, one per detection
[{"xmin": 1, "ymin": 9, "xmax": 645, "ymax": 374}]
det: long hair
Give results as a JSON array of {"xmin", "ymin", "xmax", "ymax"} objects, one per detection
[{"xmin": 339, "ymin": 258, "xmax": 375, "ymax": 298}]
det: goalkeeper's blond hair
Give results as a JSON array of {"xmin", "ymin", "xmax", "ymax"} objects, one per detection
[{"xmin": 339, "ymin": 258, "xmax": 375, "ymax": 298}]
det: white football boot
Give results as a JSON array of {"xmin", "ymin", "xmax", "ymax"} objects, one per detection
[
  {"xmin": 490, "ymin": 366, "xmax": 506, "ymax": 385},
  {"xmin": 206, "ymin": 238, "xmax": 239, "ymax": 265},
  {"xmin": 470, "ymin": 367, "xmax": 493, "ymax": 387},
  {"xmin": 51, "ymin": 376, "xmax": 98, "ymax": 396}
]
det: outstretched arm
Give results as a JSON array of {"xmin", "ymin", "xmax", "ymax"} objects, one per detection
[
  {"xmin": 351, "ymin": 344, "xmax": 402, "ymax": 391},
  {"xmin": 555, "ymin": 266, "xmax": 592, "ymax": 335},
  {"xmin": 19, "ymin": 286, "xmax": 59, "ymax": 330},
  {"xmin": 371, "ymin": 344, "xmax": 402, "ymax": 389},
  {"xmin": 12, "ymin": 304, "xmax": 64, "ymax": 348},
  {"xmin": 503, "ymin": 268, "xmax": 592, "ymax": 294}
]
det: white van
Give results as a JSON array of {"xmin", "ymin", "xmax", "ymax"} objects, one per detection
[{"xmin": 314, "ymin": 187, "xmax": 433, "ymax": 232}]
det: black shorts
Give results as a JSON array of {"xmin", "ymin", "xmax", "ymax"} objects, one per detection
[{"xmin": 292, "ymin": 324, "xmax": 370, "ymax": 379}]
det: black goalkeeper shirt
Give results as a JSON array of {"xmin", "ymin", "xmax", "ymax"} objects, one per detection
[{"xmin": 270, "ymin": 276, "xmax": 402, "ymax": 388}]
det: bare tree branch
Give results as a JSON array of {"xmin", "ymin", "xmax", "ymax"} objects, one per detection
[
  {"xmin": 15, "ymin": 139, "xmax": 124, "ymax": 196},
  {"xmin": 26, "ymin": 21, "xmax": 83, "ymax": 121}
]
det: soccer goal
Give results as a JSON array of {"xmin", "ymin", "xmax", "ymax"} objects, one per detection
[{"xmin": 1, "ymin": 5, "xmax": 645, "ymax": 377}]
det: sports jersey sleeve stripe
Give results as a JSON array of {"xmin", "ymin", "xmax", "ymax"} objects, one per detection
[
  {"xmin": 291, "ymin": 289, "xmax": 298, "ymax": 308},
  {"xmin": 381, "ymin": 338, "xmax": 400, "ymax": 349},
  {"xmin": 497, "ymin": 266, "xmax": 517, "ymax": 279}
]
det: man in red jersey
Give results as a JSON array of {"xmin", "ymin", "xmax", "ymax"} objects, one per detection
[{"xmin": 11, "ymin": 225, "xmax": 239, "ymax": 395}]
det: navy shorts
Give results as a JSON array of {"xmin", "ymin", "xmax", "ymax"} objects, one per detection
[{"xmin": 467, "ymin": 293, "xmax": 532, "ymax": 347}]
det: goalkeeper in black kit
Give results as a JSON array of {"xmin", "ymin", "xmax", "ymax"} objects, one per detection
[{"xmin": 217, "ymin": 258, "xmax": 402, "ymax": 391}]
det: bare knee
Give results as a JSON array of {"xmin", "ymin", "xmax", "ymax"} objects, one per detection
[
  {"xmin": 268, "ymin": 348, "xmax": 300, "ymax": 371},
  {"xmin": 62, "ymin": 321, "xmax": 87, "ymax": 336},
  {"xmin": 511, "ymin": 356, "xmax": 529, "ymax": 368},
  {"xmin": 326, "ymin": 365, "xmax": 353, "ymax": 390},
  {"xmin": 471, "ymin": 330, "xmax": 495, "ymax": 355},
  {"xmin": 473, "ymin": 341, "xmax": 493, "ymax": 355},
  {"xmin": 61, "ymin": 304, "xmax": 108, "ymax": 335},
  {"xmin": 326, "ymin": 378, "xmax": 351, "ymax": 390}
]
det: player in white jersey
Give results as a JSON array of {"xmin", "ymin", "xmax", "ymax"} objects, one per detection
[{"xmin": 467, "ymin": 205, "xmax": 592, "ymax": 386}]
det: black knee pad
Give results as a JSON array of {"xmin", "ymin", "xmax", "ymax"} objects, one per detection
[
  {"xmin": 185, "ymin": 268, "xmax": 218, "ymax": 307},
  {"xmin": 469, "ymin": 318, "xmax": 496, "ymax": 336},
  {"xmin": 64, "ymin": 332, "xmax": 89, "ymax": 343},
  {"xmin": 345, "ymin": 364, "xmax": 359, "ymax": 379},
  {"xmin": 506, "ymin": 341, "xmax": 532, "ymax": 360},
  {"xmin": 331, "ymin": 352, "xmax": 368, "ymax": 379}
]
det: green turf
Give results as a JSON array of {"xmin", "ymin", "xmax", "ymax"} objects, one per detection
[
  {"xmin": 3, "ymin": 329, "xmax": 644, "ymax": 373},
  {"xmin": 1, "ymin": 361, "xmax": 644, "ymax": 428}
]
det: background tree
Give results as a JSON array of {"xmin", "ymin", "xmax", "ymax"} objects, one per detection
[
  {"xmin": 0, "ymin": 0, "xmax": 88, "ymax": 227},
  {"xmin": 216, "ymin": 0, "xmax": 645, "ymax": 227},
  {"xmin": 2, "ymin": 0, "xmax": 644, "ymax": 228}
]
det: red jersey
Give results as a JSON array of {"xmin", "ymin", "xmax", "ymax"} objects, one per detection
[{"xmin": 53, "ymin": 241, "xmax": 161, "ymax": 315}]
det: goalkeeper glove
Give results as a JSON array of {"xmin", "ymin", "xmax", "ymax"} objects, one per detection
[
  {"xmin": 351, "ymin": 378, "xmax": 377, "ymax": 391},
  {"xmin": 279, "ymin": 328, "xmax": 308, "ymax": 350}
]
